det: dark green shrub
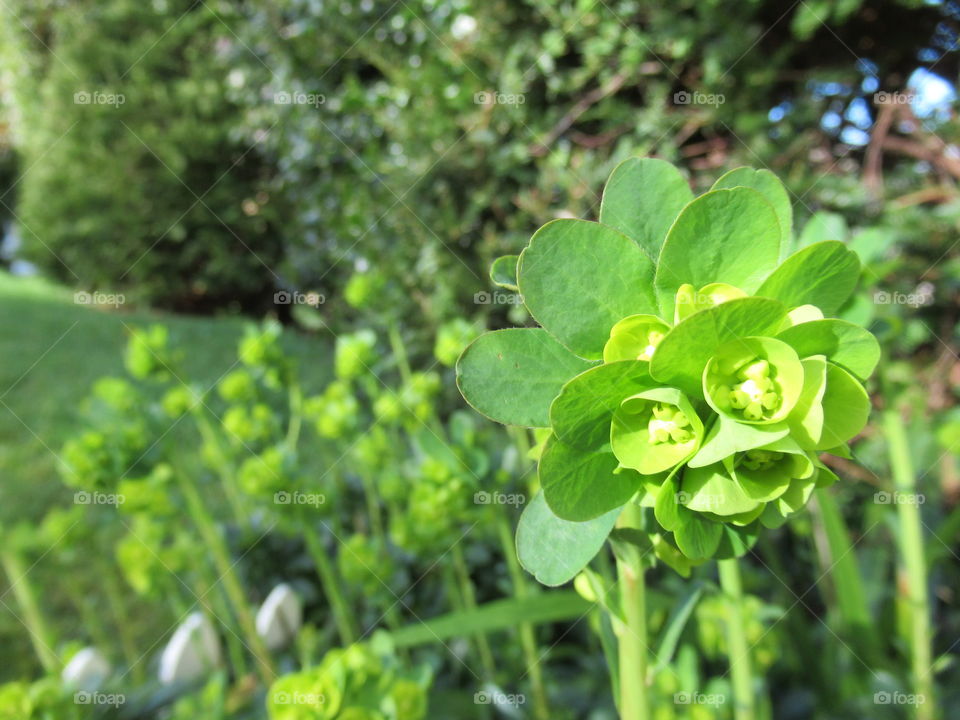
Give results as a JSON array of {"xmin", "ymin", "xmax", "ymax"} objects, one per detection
[{"xmin": 3, "ymin": 0, "xmax": 283, "ymax": 312}]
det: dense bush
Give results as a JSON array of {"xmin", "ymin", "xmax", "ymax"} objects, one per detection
[
  {"xmin": 3, "ymin": 0, "xmax": 954, "ymax": 318},
  {"xmin": 1, "ymin": 0, "xmax": 282, "ymax": 312}
]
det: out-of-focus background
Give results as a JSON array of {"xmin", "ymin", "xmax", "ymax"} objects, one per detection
[{"xmin": 0, "ymin": 1, "xmax": 959, "ymax": 719}]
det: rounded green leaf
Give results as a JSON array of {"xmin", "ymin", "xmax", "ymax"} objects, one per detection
[
  {"xmin": 787, "ymin": 356, "xmax": 828, "ymax": 449},
  {"xmin": 518, "ymin": 219, "xmax": 658, "ymax": 359},
  {"xmin": 712, "ymin": 167, "xmax": 793, "ymax": 252},
  {"xmin": 655, "ymin": 470, "xmax": 683, "ymax": 531},
  {"xmin": 714, "ymin": 521, "xmax": 762, "ymax": 559},
  {"xmin": 610, "ymin": 388, "xmax": 703, "ymax": 475},
  {"xmin": 457, "ymin": 329, "xmax": 595, "ymax": 428},
  {"xmin": 674, "ymin": 282, "xmax": 748, "ymax": 324},
  {"xmin": 777, "ymin": 319, "xmax": 880, "ymax": 380},
  {"xmin": 681, "ymin": 464, "xmax": 761, "ymax": 516},
  {"xmin": 703, "ymin": 336, "xmax": 804, "ymax": 425},
  {"xmin": 540, "ymin": 435, "xmax": 640, "ymax": 522},
  {"xmin": 732, "ymin": 437, "xmax": 813, "ymax": 502},
  {"xmin": 655, "ymin": 187, "xmax": 781, "ymax": 318},
  {"xmin": 550, "ymin": 361, "xmax": 654, "ymax": 450},
  {"xmin": 755, "ymin": 241, "xmax": 860, "ymax": 316},
  {"xmin": 797, "ymin": 211, "xmax": 848, "ymax": 249},
  {"xmin": 689, "ymin": 415, "xmax": 789, "ymax": 468},
  {"xmin": 673, "ymin": 510, "xmax": 723, "ymax": 560},
  {"xmin": 649, "ymin": 297, "xmax": 787, "ymax": 398},
  {"xmin": 489, "ymin": 255, "xmax": 520, "ymax": 291},
  {"xmin": 817, "ymin": 363, "xmax": 871, "ymax": 449},
  {"xmin": 599, "ymin": 157, "xmax": 694, "ymax": 258},
  {"xmin": 517, "ymin": 492, "xmax": 621, "ymax": 587}
]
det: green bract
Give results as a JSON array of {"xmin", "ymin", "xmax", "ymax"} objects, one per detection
[
  {"xmin": 610, "ymin": 388, "xmax": 703, "ymax": 474},
  {"xmin": 703, "ymin": 336, "xmax": 803, "ymax": 424},
  {"xmin": 456, "ymin": 158, "xmax": 878, "ymax": 571}
]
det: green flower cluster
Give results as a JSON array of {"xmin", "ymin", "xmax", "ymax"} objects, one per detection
[
  {"xmin": 338, "ymin": 534, "xmax": 395, "ymax": 598},
  {"xmin": 459, "ymin": 159, "xmax": 879, "ymax": 564},
  {"xmin": 266, "ymin": 642, "xmax": 429, "ymax": 720}
]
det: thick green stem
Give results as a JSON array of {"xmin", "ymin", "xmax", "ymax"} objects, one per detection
[
  {"xmin": 718, "ymin": 558, "xmax": 755, "ymax": 720},
  {"xmin": 615, "ymin": 503, "xmax": 648, "ymax": 720},
  {"xmin": 884, "ymin": 409, "xmax": 936, "ymax": 719},
  {"xmin": 495, "ymin": 509, "xmax": 550, "ymax": 720},
  {"xmin": 0, "ymin": 548, "xmax": 59, "ymax": 673},
  {"xmin": 175, "ymin": 471, "xmax": 275, "ymax": 683},
  {"xmin": 301, "ymin": 516, "xmax": 358, "ymax": 645}
]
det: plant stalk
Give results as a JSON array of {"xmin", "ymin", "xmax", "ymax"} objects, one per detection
[
  {"xmin": 718, "ymin": 558, "xmax": 755, "ymax": 720},
  {"xmin": 387, "ymin": 322, "xmax": 413, "ymax": 386},
  {"xmin": 884, "ymin": 409, "xmax": 936, "ymax": 719},
  {"xmin": 495, "ymin": 508, "xmax": 550, "ymax": 720},
  {"xmin": 174, "ymin": 471, "xmax": 275, "ymax": 683},
  {"xmin": 450, "ymin": 543, "xmax": 497, "ymax": 681},
  {"xmin": 811, "ymin": 488, "xmax": 881, "ymax": 666},
  {"xmin": 615, "ymin": 503, "xmax": 648, "ymax": 720},
  {"xmin": 302, "ymin": 515, "xmax": 358, "ymax": 645},
  {"xmin": 0, "ymin": 548, "xmax": 60, "ymax": 673}
]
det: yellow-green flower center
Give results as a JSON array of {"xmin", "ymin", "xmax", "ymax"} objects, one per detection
[
  {"xmin": 740, "ymin": 448, "xmax": 784, "ymax": 471},
  {"xmin": 718, "ymin": 358, "xmax": 781, "ymax": 421},
  {"xmin": 637, "ymin": 330, "xmax": 665, "ymax": 362},
  {"xmin": 647, "ymin": 403, "xmax": 693, "ymax": 444}
]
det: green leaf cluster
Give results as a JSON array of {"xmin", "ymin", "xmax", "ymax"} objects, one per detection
[{"xmin": 458, "ymin": 159, "xmax": 878, "ymax": 576}]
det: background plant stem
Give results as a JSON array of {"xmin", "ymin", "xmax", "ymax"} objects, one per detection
[
  {"xmin": 450, "ymin": 542, "xmax": 497, "ymax": 681},
  {"xmin": 300, "ymin": 513, "xmax": 358, "ymax": 645},
  {"xmin": 495, "ymin": 508, "xmax": 550, "ymax": 720},
  {"xmin": 0, "ymin": 548, "xmax": 59, "ymax": 673},
  {"xmin": 812, "ymin": 488, "xmax": 882, "ymax": 667},
  {"xmin": 718, "ymin": 558, "xmax": 755, "ymax": 720},
  {"xmin": 884, "ymin": 409, "xmax": 936, "ymax": 719},
  {"xmin": 174, "ymin": 471, "xmax": 275, "ymax": 683}
]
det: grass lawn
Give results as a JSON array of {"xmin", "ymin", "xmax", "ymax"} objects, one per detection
[
  {"xmin": 0, "ymin": 271, "xmax": 332, "ymax": 677},
  {"xmin": 0, "ymin": 271, "xmax": 332, "ymax": 525}
]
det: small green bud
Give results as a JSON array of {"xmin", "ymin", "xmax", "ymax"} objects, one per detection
[{"xmin": 603, "ymin": 314, "xmax": 671, "ymax": 363}]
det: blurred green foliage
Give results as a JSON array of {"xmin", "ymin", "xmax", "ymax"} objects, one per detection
[{"xmin": 3, "ymin": 0, "xmax": 955, "ymax": 323}]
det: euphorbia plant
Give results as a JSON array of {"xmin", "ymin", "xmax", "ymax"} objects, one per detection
[{"xmin": 456, "ymin": 158, "xmax": 879, "ymax": 718}]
